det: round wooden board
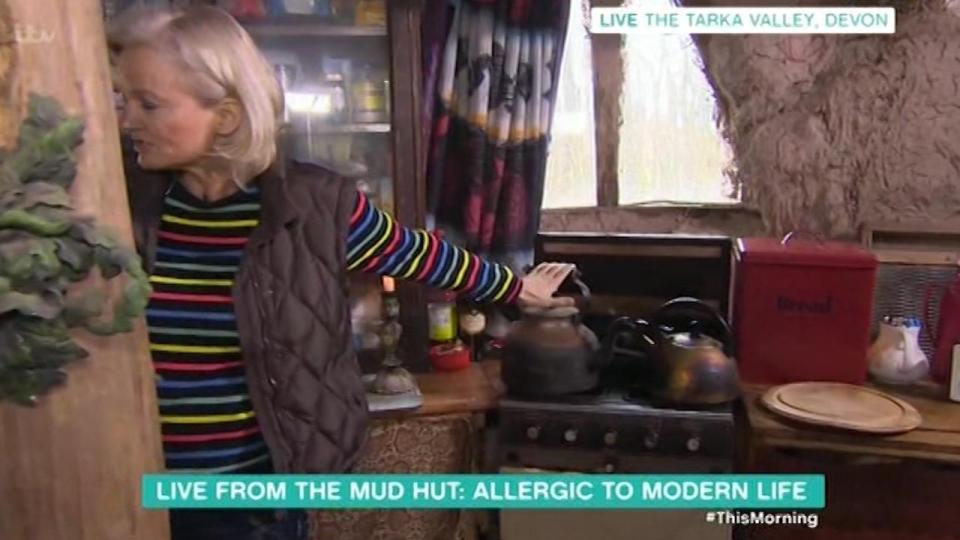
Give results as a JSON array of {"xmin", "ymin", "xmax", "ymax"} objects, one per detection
[{"xmin": 761, "ymin": 382, "xmax": 922, "ymax": 434}]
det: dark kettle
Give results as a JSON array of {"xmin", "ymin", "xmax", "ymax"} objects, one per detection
[
  {"xmin": 501, "ymin": 271, "xmax": 607, "ymax": 397},
  {"xmin": 601, "ymin": 298, "xmax": 740, "ymax": 406}
]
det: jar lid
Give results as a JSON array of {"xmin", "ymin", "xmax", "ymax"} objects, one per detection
[{"xmin": 428, "ymin": 288, "xmax": 457, "ymax": 303}]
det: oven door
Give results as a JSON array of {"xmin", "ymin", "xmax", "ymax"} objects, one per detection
[{"xmin": 496, "ymin": 467, "xmax": 731, "ymax": 540}]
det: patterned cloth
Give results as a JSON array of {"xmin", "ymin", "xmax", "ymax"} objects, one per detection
[
  {"xmin": 148, "ymin": 180, "xmax": 521, "ymax": 473},
  {"xmin": 424, "ymin": 0, "xmax": 570, "ymax": 255}
]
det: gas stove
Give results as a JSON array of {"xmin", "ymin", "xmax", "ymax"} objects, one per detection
[
  {"xmin": 493, "ymin": 233, "xmax": 737, "ymax": 540},
  {"xmin": 494, "ymin": 386, "xmax": 736, "ymax": 474},
  {"xmin": 492, "ymin": 387, "xmax": 737, "ymax": 540}
]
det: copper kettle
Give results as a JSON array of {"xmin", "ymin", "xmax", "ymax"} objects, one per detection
[{"xmin": 602, "ymin": 298, "xmax": 740, "ymax": 405}]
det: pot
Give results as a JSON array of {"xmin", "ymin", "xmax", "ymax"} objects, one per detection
[
  {"xmin": 501, "ymin": 276, "xmax": 605, "ymax": 397},
  {"xmin": 602, "ymin": 298, "xmax": 740, "ymax": 405}
]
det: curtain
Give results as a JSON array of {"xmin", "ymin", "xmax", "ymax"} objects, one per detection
[{"xmin": 422, "ymin": 0, "xmax": 571, "ymax": 259}]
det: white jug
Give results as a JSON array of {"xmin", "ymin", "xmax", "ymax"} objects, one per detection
[{"xmin": 868, "ymin": 318, "xmax": 929, "ymax": 384}]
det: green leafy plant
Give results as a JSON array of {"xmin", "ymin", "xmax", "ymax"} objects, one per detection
[{"xmin": 0, "ymin": 94, "xmax": 151, "ymax": 406}]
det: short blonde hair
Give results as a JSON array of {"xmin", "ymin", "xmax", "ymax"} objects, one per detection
[{"xmin": 108, "ymin": 5, "xmax": 282, "ymax": 180}]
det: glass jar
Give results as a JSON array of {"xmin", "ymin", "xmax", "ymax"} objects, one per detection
[
  {"xmin": 330, "ymin": 0, "xmax": 355, "ymax": 22},
  {"xmin": 355, "ymin": 0, "xmax": 387, "ymax": 26},
  {"xmin": 427, "ymin": 289, "xmax": 458, "ymax": 344},
  {"xmin": 351, "ymin": 65, "xmax": 388, "ymax": 123},
  {"xmin": 280, "ymin": 0, "xmax": 316, "ymax": 15}
]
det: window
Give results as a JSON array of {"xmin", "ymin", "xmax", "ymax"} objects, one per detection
[
  {"xmin": 543, "ymin": 2, "xmax": 598, "ymax": 209},
  {"xmin": 544, "ymin": 0, "xmax": 739, "ymax": 209}
]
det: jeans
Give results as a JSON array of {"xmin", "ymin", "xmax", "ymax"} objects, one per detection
[{"xmin": 170, "ymin": 509, "xmax": 308, "ymax": 540}]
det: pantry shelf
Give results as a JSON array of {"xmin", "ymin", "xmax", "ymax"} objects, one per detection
[
  {"xmin": 285, "ymin": 123, "xmax": 391, "ymax": 134},
  {"xmin": 244, "ymin": 22, "xmax": 388, "ymax": 38}
]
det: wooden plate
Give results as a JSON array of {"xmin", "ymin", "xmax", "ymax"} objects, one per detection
[{"xmin": 761, "ymin": 382, "xmax": 922, "ymax": 434}]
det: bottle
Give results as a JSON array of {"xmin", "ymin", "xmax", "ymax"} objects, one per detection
[
  {"xmin": 323, "ymin": 71, "xmax": 347, "ymax": 122},
  {"xmin": 479, "ymin": 309, "xmax": 511, "ymax": 361},
  {"xmin": 459, "ymin": 304, "xmax": 486, "ymax": 362}
]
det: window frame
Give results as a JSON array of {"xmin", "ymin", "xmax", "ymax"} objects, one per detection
[{"xmin": 543, "ymin": 0, "xmax": 759, "ymax": 228}]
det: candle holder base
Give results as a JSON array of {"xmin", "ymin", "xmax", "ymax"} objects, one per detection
[{"xmin": 368, "ymin": 364, "xmax": 419, "ymax": 395}]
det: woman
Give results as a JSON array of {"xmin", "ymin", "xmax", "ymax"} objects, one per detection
[{"xmin": 108, "ymin": 5, "xmax": 573, "ymax": 540}]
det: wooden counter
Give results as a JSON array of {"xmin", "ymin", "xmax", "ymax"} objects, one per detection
[
  {"xmin": 742, "ymin": 382, "xmax": 960, "ymax": 465},
  {"xmin": 369, "ymin": 361, "xmax": 504, "ymax": 419},
  {"xmin": 413, "ymin": 361, "xmax": 504, "ymax": 416},
  {"xmin": 742, "ymin": 382, "xmax": 960, "ymax": 539},
  {"xmin": 382, "ymin": 364, "xmax": 960, "ymax": 466}
]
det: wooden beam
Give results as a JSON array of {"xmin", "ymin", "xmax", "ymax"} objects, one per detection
[
  {"xmin": 0, "ymin": 2, "xmax": 168, "ymax": 539},
  {"xmin": 388, "ymin": 0, "xmax": 429, "ymax": 370},
  {"xmin": 588, "ymin": 0, "xmax": 626, "ymax": 207},
  {"xmin": 590, "ymin": 32, "xmax": 624, "ymax": 208}
]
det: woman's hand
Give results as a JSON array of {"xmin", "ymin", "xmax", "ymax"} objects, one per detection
[{"xmin": 518, "ymin": 263, "xmax": 577, "ymax": 309}]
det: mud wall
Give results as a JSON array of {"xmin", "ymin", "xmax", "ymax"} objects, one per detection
[
  {"xmin": 690, "ymin": 0, "xmax": 960, "ymax": 238},
  {"xmin": 542, "ymin": 1, "xmax": 960, "ymax": 238}
]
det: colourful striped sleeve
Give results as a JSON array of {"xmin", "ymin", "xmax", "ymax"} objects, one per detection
[{"xmin": 346, "ymin": 191, "xmax": 521, "ymax": 304}]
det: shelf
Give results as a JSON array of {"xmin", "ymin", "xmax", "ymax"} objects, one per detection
[
  {"xmin": 286, "ymin": 122, "xmax": 391, "ymax": 134},
  {"xmin": 244, "ymin": 21, "xmax": 387, "ymax": 38}
]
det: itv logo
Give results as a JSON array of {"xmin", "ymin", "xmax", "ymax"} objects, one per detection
[{"xmin": 0, "ymin": 24, "xmax": 55, "ymax": 46}]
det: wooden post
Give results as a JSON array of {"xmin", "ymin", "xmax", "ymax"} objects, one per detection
[
  {"xmin": 590, "ymin": 0, "xmax": 624, "ymax": 208},
  {"xmin": 388, "ymin": 0, "xmax": 429, "ymax": 371},
  {"xmin": 0, "ymin": 1, "xmax": 169, "ymax": 540}
]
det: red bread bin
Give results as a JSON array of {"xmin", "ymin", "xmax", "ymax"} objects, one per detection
[{"xmin": 734, "ymin": 237, "xmax": 878, "ymax": 384}]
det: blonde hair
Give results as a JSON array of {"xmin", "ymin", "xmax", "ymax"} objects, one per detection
[{"xmin": 107, "ymin": 5, "xmax": 282, "ymax": 182}]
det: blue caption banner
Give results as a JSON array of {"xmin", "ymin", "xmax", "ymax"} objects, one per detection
[{"xmin": 143, "ymin": 474, "xmax": 825, "ymax": 509}]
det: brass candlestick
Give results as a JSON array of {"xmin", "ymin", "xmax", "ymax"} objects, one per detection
[{"xmin": 370, "ymin": 277, "xmax": 418, "ymax": 395}]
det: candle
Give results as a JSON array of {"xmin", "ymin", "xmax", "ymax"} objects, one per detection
[{"xmin": 382, "ymin": 276, "xmax": 396, "ymax": 293}]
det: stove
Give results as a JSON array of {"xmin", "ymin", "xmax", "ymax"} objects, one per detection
[
  {"xmin": 491, "ymin": 233, "xmax": 737, "ymax": 540},
  {"xmin": 491, "ymin": 386, "xmax": 736, "ymax": 540},
  {"xmin": 495, "ymin": 387, "xmax": 735, "ymax": 474}
]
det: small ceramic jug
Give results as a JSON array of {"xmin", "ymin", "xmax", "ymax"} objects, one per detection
[{"xmin": 868, "ymin": 317, "xmax": 929, "ymax": 384}]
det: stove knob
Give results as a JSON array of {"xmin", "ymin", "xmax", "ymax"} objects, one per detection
[
  {"xmin": 686, "ymin": 436, "xmax": 701, "ymax": 453},
  {"xmin": 563, "ymin": 428, "xmax": 578, "ymax": 443},
  {"xmin": 643, "ymin": 432, "xmax": 659, "ymax": 449},
  {"xmin": 603, "ymin": 430, "xmax": 618, "ymax": 447},
  {"xmin": 525, "ymin": 426, "xmax": 541, "ymax": 441}
]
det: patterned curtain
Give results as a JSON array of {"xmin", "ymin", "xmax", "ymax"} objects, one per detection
[{"xmin": 422, "ymin": 0, "xmax": 571, "ymax": 258}]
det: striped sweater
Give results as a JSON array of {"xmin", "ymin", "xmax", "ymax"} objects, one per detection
[
  {"xmin": 149, "ymin": 180, "xmax": 520, "ymax": 473},
  {"xmin": 347, "ymin": 189, "xmax": 521, "ymax": 302}
]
